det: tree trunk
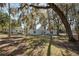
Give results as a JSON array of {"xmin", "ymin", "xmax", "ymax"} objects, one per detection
[
  {"xmin": 71, "ymin": 4, "xmax": 79, "ymax": 40},
  {"xmin": 1, "ymin": 25, "xmax": 4, "ymax": 32},
  {"xmin": 57, "ymin": 19, "xmax": 59, "ymax": 36},
  {"xmin": 76, "ymin": 26, "xmax": 79, "ymax": 40},
  {"xmin": 47, "ymin": 35, "xmax": 52, "ymax": 56},
  {"xmin": 47, "ymin": 9, "xmax": 52, "ymax": 56},
  {"xmin": 8, "ymin": 3, "xmax": 11, "ymax": 38},
  {"xmin": 49, "ymin": 3, "xmax": 76, "ymax": 42},
  {"xmin": 78, "ymin": 29, "xmax": 79, "ymax": 40}
]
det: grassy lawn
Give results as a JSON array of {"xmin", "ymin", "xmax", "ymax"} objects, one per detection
[{"xmin": 0, "ymin": 35, "xmax": 79, "ymax": 56}]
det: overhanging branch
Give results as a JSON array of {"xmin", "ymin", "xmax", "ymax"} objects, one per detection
[
  {"xmin": 29, "ymin": 4, "xmax": 50, "ymax": 9},
  {"xmin": 20, "ymin": 3, "xmax": 51, "ymax": 9}
]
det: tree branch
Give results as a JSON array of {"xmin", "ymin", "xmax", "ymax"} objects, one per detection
[
  {"xmin": 29, "ymin": 4, "xmax": 50, "ymax": 9},
  {"xmin": 20, "ymin": 3, "xmax": 51, "ymax": 9}
]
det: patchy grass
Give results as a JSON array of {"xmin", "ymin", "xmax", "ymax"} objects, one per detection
[{"xmin": 0, "ymin": 35, "xmax": 79, "ymax": 56}]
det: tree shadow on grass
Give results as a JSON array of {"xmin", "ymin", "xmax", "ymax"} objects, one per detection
[
  {"xmin": 26, "ymin": 38, "xmax": 48, "ymax": 56},
  {"xmin": 51, "ymin": 40, "xmax": 79, "ymax": 55},
  {"xmin": 0, "ymin": 36, "xmax": 49, "ymax": 56},
  {"xmin": 0, "ymin": 37, "xmax": 23, "ymax": 39},
  {"xmin": 6, "ymin": 37, "xmax": 48, "ymax": 56},
  {"xmin": 0, "ymin": 38, "xmax": 27, "ymax": 56},
  {"xmin": 7, "ymin": 45, "xmax": 28, "ymax": 56}
]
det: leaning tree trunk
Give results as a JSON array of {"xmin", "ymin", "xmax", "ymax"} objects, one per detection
[
  {"xmin": 20, "ymin": 3, "xmax": 76, "ymax": 42},
  {"xmin": 72, "ymin": 4, "xmax": 79, "ymax": 40},
  {"xmin": 49, "ymin": 3, "xmax": 76, "ymax": 42}
]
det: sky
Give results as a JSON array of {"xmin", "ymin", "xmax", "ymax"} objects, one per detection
[{"xmin": 3, "ymin": 3, "xmax": 20, "ymax": 13}]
